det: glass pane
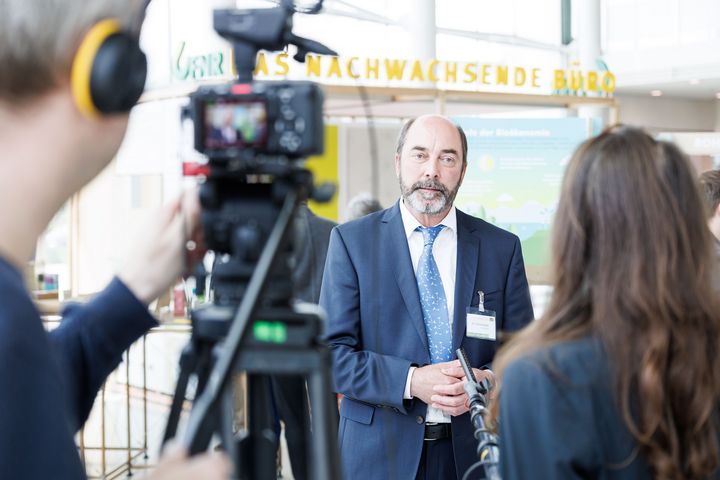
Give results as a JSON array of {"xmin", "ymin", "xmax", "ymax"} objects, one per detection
[
  {"xmin": 436, "ymin": 0, "xmax": 561, "ymax": 45},
  {"xmin": 34, "ymin": 203, "xmax": 70, "ymax": 295}
]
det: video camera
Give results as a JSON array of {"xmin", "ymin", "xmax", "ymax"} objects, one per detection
[
  {"xmin": 188, "ymin": 5, "xmax": 331, "ymax": 163},
  {"xmin": 165, "ymin": 2, "xmax": 341, "ymax": 479},
  {"xmin": 180, "ymin": 3, "xmax": 336, "ymax": 307}
]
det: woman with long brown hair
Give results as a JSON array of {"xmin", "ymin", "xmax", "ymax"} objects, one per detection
[{"xmin": 492, "ymin": 126, "xmax": 720, "ymax": 479}]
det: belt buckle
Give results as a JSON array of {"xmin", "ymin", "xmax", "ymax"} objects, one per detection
[{"xmin": 423, "ymin": 423, "xmax": 439, "ymax": 442}]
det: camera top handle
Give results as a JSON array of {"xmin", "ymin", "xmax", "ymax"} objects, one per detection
[{"xmin": 213, "ymin": 1, "xmax": 337, "ymax": 82}]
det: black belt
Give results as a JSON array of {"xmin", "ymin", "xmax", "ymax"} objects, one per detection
[{"xmin": 424, "ymin": 423, "xmax": 451, "ymax": 441}]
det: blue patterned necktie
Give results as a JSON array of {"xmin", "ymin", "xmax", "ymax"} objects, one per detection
[{"xmin": 415, "ymin": 225, "xmax": 453, "ymax": 363}]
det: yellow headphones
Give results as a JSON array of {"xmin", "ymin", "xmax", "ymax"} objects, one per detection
[{"xmin": 70, "ymin": 18, "xmax": 147, "ymax": 117}]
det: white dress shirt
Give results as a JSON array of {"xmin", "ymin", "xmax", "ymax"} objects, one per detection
[{"xmin": 399, "ymin": 198, "xmax": 456, "ymax": 424}]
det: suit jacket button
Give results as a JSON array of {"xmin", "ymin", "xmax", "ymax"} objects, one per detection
[{"xmin": 416, "ymin": 416, "xmax": 424, "ymax": 424}]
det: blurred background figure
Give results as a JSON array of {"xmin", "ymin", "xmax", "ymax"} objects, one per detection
[
  {"xmin": 344, "ymin": 192, "xmax": 383, "ymax": 222},
  {"xmin": 699, "ymin": 169, "xmax": 720, "ymax": 288},
  {"xmin": 699, "ymin": 169, "xmax": 720, "ymax": 251},
  {"xmin": 492, "ymin": 126, "xmax": 720, "ymax": 480}
]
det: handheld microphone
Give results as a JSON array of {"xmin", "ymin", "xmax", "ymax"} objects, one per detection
[{"xmin": 456, "ymin": 348, "xmax": 500, "ymax": 480}]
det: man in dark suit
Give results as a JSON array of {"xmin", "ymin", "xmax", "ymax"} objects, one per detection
[
  {"xmin": 699, "ymin": 170, "xmax": 720, "ymax": 289},
  {"xmin": 271, "ymin": 203, "xmax": 336, "ymax": 480},
  {"xmin": 320, "ymin": 115, "xmax": 534, "ymax": 480},
  {"xmin": 292, "ymin": 203, "xmax": 338, "ymax": 304},
  {"xmin": 699, "ymin": 169, "xmax": 720, "ymax": 254}
]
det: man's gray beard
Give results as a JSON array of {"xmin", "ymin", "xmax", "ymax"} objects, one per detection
[
  {"xmin": 406, "ymin": 188, "xmax": 448, "ymax": 214},
  {"xmin": 400, "ymin": 176, "xmax": 461, "ymax": 215}
]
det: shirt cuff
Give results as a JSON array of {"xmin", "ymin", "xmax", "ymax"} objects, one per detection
[{"xmin": 403, "ymin": 366, "xmax": 416, "ymax": 399}]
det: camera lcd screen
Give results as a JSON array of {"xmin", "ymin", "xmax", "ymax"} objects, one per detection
[{"xmin": 203, "ymin": 100, "xmax": 268, "ymax": 149}]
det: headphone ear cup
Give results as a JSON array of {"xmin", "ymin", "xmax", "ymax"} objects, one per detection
[{"xmin": 90, "ymin": 32, "xmax": 147, "ymax": 114}]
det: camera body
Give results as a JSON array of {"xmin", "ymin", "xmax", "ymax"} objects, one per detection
[{"xmin": 191, "ymin": 80, "xmax": 324, "ymax": 161}]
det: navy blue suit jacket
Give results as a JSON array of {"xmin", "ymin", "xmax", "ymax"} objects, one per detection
[{"xmin": 320, "ymin": 202, "xmax": 534, "ymax": 480}]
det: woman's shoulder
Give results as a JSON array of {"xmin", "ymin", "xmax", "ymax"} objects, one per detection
[
  {"xmin": 504, "ymin": 336, "xmax": 609, "ymax": 390},
  {"xmin": 500, "ymin": 336, "xmax": 653, "ymax": 479}
]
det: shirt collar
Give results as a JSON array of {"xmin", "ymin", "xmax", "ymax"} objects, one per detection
[{"xmin": 398, "ymin": 197, "xmax": 457, "ymax": 239}]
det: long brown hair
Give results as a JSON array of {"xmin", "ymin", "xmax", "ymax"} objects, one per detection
[{"xmin": 491, "ymin": 126, "xmax": 720, "ymax": 479}]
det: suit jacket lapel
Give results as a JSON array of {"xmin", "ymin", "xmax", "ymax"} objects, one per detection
[
  {"xmin": 382, "ymin": 203, "xmax": 429, "ymax": 356},
  {"xmin": 453, "ymin": 210, "xmax": 480, "ymax": 351}
]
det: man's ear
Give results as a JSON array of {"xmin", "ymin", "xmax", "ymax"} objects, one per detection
[
  {"xmin": 459, "ymin": 160, "xmax": 468, "ymax": 184},
  {"xmin": 715, "ymin": 203, "xmax": 720, "ymax": 219},
  {"xmin": 394, "ymin": 153, "xmax": 401, "ymax": 178}
]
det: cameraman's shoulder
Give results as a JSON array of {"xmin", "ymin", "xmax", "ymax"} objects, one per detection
[
  {"xmin": 0, "ymin": 258, "xmax": 34, "ymax": 304},
  {"xmin": 0, "ymin": 258, "xmax": 43, "ymax": 341}
]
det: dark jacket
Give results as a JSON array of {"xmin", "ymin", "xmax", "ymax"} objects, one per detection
[
  {"xmin": 0, "ymin": 257, "xmax": 156, "ymax": 478},
  {"xmin": 292, "ymin": 203, "xmax": 337, "ymax": 304},
  {"xmin": 499, "ymin": 336, "xmax": 720, "ymax": 479}
]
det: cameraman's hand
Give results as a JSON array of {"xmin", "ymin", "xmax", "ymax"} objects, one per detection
[
  {"xmin": 118, "ymin": 188, "xmax": 201, "ymax": 305},
  {"xmin": 410, "ymin": 360, "xmax": 462, "ymax": 407},
  {"xmin": 148, "ymin": 444, "xmax": 231, "ymax": 480}
]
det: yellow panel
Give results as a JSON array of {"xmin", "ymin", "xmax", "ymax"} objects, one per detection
[{"xmin": 305, "ymin": 125, "xmax": 339, "ymax": 221}]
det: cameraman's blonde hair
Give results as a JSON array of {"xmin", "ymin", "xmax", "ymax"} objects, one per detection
[{"xmin": 0, "ymin": 0, "xmax": 142, "ymax": 106}]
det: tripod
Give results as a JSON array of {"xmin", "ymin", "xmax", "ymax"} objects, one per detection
[{"xmin": 163, "ymin": 167, "xmax": 341, "ymax": 480}]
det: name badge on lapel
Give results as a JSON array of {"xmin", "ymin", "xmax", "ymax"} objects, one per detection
[{"xmin": 466, "ymin": 290, "xmax": 497, "ymax": 341}]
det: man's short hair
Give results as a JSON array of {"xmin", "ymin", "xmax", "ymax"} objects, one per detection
[
  {"xmin": 699, "ymin": 169, "xmax": 720, "ymax": 219},
  {"xmin": 0, "ymin": 0, "xmax": 141, "ymax": 106},
  {"xmin": 395, "ymin": 117, "xmax": 468, "ymax": 166},
  {"xmin": 345, "ymin": 193, "xmax": 383, "ymax": 221}
]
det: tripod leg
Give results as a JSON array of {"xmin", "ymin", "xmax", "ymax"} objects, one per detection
[
  {"xmin": 239, "ymin": 374, "xmax": 277, "ymax": 480},
  {"xmin": 166, "ymin": 341, "xmax": 217, "ymax": 453},
  {"xmin": 219, "ymin": 385, "xmax": 242, "ymax": 478},
  {"xmin": 307, "ymin": 358, "xmax": 341, "ymax": 480},
  {"xmin": 163, "ymin": 344, "xmax": 197, "ymax": 445}
]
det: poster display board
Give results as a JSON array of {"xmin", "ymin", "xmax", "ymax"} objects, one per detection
[{"xmin": 453, "ymin": 117, "xmax": 592, "ymax": 283}]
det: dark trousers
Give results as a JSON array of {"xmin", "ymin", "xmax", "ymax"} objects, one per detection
[
  {"xmin": 271, "ymin": 375, "xmax": 340, "ymax": 480},
  {"xmin": 271, "ymin": 375, "xmax": 310, "ymax": 480},
  {"xmin": 415, "ymin": 437, "xmax": 457, "ymax": 480}
]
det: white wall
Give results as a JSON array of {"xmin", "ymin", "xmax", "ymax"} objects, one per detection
[
  {"xmin": 616, "ymin": 94, "xmax": 718, "ymax": 132},
  {"xmin": 76, "ymin": 165, "xmax": 164, "ymax": 294},
  {"xmin": 603, "ymin": 0, "xmax": 720, "ymax": 85},
  {"xmin": 339, "ymin": 123, "xmax": 401, "ymax": 218}
]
